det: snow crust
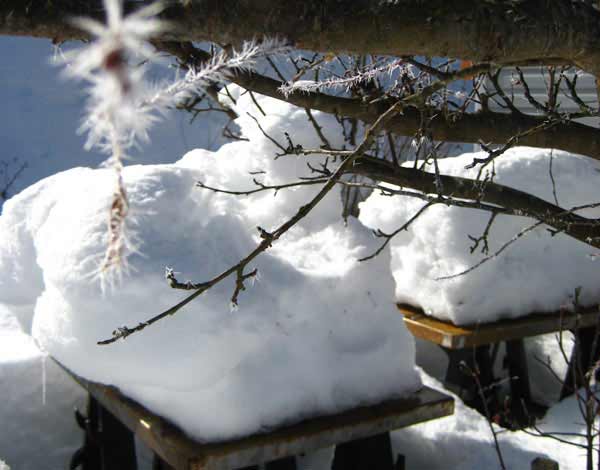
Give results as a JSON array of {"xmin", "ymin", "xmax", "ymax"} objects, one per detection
[
  {"xmin": 0, "ymin": 85, "xmax": 420, "ymax": 441},
  {"xmin": 360, "ymin": 148, "xmax": 600, "ymax": 324}
]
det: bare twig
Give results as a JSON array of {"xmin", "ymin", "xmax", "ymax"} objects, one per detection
[
  {"xmin": 436, "ymin": 220, "xmax": 545, "ymax": 280},
  {"xmin": 99, "ymin": 99, "xmax": 406, "ymax": 345},
  {"xmin": 359, "ymin": 201, "xmax": 435, "ymax": 262}
]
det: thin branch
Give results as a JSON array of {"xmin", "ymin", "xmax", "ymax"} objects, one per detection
[
  {"xmin": 99, "ymin": 99, "xmax": 406, "ymax": 345},
  {"xmin": 196, "ymin": 177, "xmax": 327, "ymax": 196},
  {"xmin": 359, "ymin": 201, "xmax": 435, "ymax": 262},
  {"xmin": 436, "ymin": 220, "xmax": 544, "ymax": 280}
]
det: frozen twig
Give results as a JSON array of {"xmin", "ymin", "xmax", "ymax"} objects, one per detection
[{"xmin": 99, "ymin": 98, "xmax": 406, "ymax": 344}]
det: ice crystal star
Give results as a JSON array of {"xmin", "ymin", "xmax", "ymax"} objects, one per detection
[{"xmin": 60, "ymin": 0, "xmax": 290, "ymax": 288}]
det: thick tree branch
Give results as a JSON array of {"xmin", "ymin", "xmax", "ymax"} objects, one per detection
[
  {"xmin": 4, "ymin": 1, "xmax": 600, "ymax": 77},
  {"xmin": 156, "ymin": 41, "xmax": 600, "ymax": 161},
  {"xmin": 351, "ymin": 156, "xmax": 600, "ymax": 249}
]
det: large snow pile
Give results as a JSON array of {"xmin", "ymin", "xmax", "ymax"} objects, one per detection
[
  {"xmin": 0, "ymin": 85, "xmax": 420, "ymax": 442},
  {"xmin": 360, "ymin": 148, "xmax": 600, "ymax": 325}
]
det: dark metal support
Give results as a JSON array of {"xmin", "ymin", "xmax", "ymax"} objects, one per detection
[
  {"xmin": 332, "ymin": 432, "xmax": 394, "ymax": 470},
  {"xmin": 394, "ymin": 454, "xmax": 406, "ymax": 470},
  {"xmin": 443, "ymin": 345, "xmax": 495, "ymax": 416},
  {"xmin": 70, "ymin": 395, "xmax": 137, "ymax": 470},
  {"xmin": 561, "ymin": 325, "xmax": 600, "ymax": 399},
  {"xmin": 152, "ymin": 454, "xmax": 175, "ymax": 470},
  {"xmin": 234, "ymin": 456, "xmax": 296, "ymax": 470},
  {"xmin": 265, "ymin": 456, "xmax": 297, "ymax": 470},
  {"xmin": 505, "ymin": 339, "xmax": 533, "ymax": 425}
]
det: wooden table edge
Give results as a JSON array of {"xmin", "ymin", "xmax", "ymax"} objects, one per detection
[
  {"xmin": 397, "ymin": 303, "xmax": 600, "ymax": 349},
  {"xmin": 55, "ymin": 360, "xmax": 453, "ymax": 470}
]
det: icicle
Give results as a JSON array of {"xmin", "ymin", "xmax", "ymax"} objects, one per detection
[{"xmin": 41, "ymin": 353, "xmax": 47, "ymax": 406}]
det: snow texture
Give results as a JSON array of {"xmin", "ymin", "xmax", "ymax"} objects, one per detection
[
  {"xmin": 391, "ymin": 370, "xmax": 590, "ymax": 470},
  {"xmin": 0, "ymin": 85, "xmax": 420, "ymax": 442},
  {"xmin": 0, "ymin": 306, "xmax": 86, "ymax": 470},
  {"xmin": 360, "ymin": 148, "xmax": 600, "ymax": 324}
]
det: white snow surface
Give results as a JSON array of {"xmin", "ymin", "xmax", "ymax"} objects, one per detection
[
  {"xmin": 0, "ymin": 85, "xmax": 420, "ymax": 442},
  {"xmin": 360, "ymin": 148, "xmax": 600, "ymax": 324},
  {"xmin": 391, "ymin": 371, "xmax": 591, "ymax": 470},
  {"xmin": 0, "ymin": 306, "xmax": 86, "ymax": 470}
]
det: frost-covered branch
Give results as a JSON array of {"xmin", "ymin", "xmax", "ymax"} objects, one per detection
[
  {"xmin": 155, "ymin": 41, "xmax": 600, "ymax": 161},
  {"xmin": 279, "ymin": 59, "xmax": 406, "ymax": 97},
  {"xmin": 63, "ymin": 0, "xmax": 289, "ymax": 285}
]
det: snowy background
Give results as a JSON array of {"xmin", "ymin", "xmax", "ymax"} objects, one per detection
[{"xmin": 0, "ymin": 35, "xmax": 596, "ymax": 470}]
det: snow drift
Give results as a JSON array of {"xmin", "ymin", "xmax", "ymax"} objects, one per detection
[
  {"xmin": 0, "ymin": 86, "xmax": 420, "ymax": 441},
  {"xmin": 360, "ymin": 148, "xmax": 600, "ymax": 325}
]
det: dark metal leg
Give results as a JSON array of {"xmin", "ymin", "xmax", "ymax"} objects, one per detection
[
  {"xmin": 70, "ymin": 395, "xmax": 137, "ymax": 470},
  {"xmin": 561, "ymin": 325, "xmax": 600, "ymax": 399},
  {"xmin": 505, "ymin": 339, "xmax": 532, "ymax": 425},
  {"xmin": 153, "ymin": 454, "xmax": 175, "ymax": 470},
  {"xmin": 332, "ymin": 432, "xmax": 394, "ymax": 470},
  {"xmin": 70, "ymin": 398, "xmax": 102, "ymax": 470},
  {"xmin": 442, "ymin": 345, "xmax": 496, "ymax": 416},
  {"xmin": 265, "ymin": 456, "xmax": 297, "ymax": 470}
]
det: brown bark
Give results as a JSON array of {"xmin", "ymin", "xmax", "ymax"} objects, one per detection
[
  {"xmin": 157, "ymin": 41, "xmax": 600, "ymax": 162},
  {"xmin": 6, "ymin": 1, "xmax": 600, "ymax": 159},
  {"xmin": 352, "ymin": 156, "xmax": 600, "ymax": 249},
  {"xmin": 233, "ymin": 71, "xmax": 600, "ymax": 161},
  {"xmin": 4, "ymin": 1, "xmax": 600, "ymax": 77}
]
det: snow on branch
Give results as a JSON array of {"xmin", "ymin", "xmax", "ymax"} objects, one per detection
[{"xmin": 279, "ymin": 59, "xmax": 409, "ymax": 97}]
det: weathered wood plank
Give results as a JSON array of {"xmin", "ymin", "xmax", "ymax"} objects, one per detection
[
  {"xmin": 56, "ymin": 361, "xmax": 453, "ymax": 470},
  {"xmin": 398, "ymin": 303, "xmax": 600, "ymax": 349}
]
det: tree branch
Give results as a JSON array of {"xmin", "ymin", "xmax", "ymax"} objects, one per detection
[
  {"xmin": 156, "ymin": 41, "xmax": 600, "ymax": 161},
  {"xmin": 351, "ymin": 156, "xmax": 600, "ymax": 249},
  {"xmin": 5, "ymin": 1, "xmax": 600, "ymax": 77}
]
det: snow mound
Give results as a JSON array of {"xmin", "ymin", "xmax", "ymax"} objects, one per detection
[
  {"xmin": 360, "ymin": 148, "xmax": 600, "ymax": 325},
  {"xmin": 0, "ymin": 86, "xmax": 420, "ymax": 441}
]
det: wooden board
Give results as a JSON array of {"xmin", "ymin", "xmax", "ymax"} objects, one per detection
[
  {"xmin": 398, "ymin": 303, "xmax": 600, "ymax": 349},
  {"xmin": 57, "ymin": 362, "xmax": 453, "ymax": 470}
]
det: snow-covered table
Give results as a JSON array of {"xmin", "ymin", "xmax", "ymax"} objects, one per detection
[
  {"xmin": 58, "ymin": 361, "xmax": 453, "ymax": 470},
  {"xmin": 397, "ymin": 303, "xmax": 600, "ymax": 425}
]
